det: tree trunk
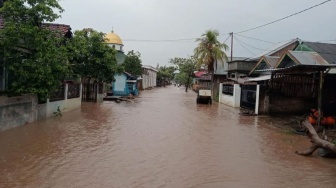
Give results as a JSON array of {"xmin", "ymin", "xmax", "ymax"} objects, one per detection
[
  {"xmin": 295, "ymin": 120, "xmax": 336, "ymax": 156},
  {"xmin": 210, "ymin": 71, "xmax": 214, "ymax": 99},
  {"xmin": 185, "ymin": 73, "xmax": 191, "ymax": 92},
  {"xmin": 86, "ymin": 77, "xmax": 91, "ymax": 101}
]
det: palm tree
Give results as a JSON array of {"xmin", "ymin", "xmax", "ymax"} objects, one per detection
[{"xmin": 194, "ymin": 29, "xmax": 229, "ymax": 98}]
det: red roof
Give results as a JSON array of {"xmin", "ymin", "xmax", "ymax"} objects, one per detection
[
  {"xmin": 194, "ymin": 71, "xmax": 207, "ymax": 77},
  {"xmin": 0, "ymin": 17, "xmax": 70, "ymax": 36},
  {"xmin": 41, "ymin": 23, "xmax": 71, "ymax": 36}
]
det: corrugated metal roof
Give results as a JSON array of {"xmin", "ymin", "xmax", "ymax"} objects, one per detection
[
  {"xmin": 245, "ymin": 75, "xmax": 271, "ymax": 82},
  {"xmin": 247, "ymin": 38, "xmax": 301, "ymax": 60},
  {"xmin": 256, "ymin": 64, "xmax": 336, "ymax": 73},
  {"xmin": 264, "ymin": 56, "xmax": 280, "ymax": 68},
  {"xmin": 142, "ymin": 65, "xmax": 158, "ymax": 72},
  {"xmin": 288, "ymin": 51, "xmax": 329, "ymax": 65},
  {"xmin": 304, "ymin": 42, "xmax": 336, "ymax": 64}
]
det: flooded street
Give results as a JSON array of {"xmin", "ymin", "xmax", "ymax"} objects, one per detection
[{"xmin": 1, "ymin": 86, "xmax": 336, "ymax": 188}]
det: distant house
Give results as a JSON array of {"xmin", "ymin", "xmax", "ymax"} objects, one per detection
[
  {"xmin": 192, "ymin": 70, "xmax": 211, "ymax": 91},
  {"xmin": 112, "ymin": 72, "xmax": 138, "ymax": 96},
  {"xmin": 140, "ymin": 65, "xmax": 158, "ymax": 90},
  {"xmin": 214, "ymin": 57, "xmax": 247, "ymax": 83},
  {"xmin": 104, "ymin": 30, "xmax": 139, "ymax": 96}
]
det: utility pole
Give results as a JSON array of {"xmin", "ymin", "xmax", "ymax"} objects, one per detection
[{"xmin": 230, "ymin": 32, "xmax": 233, "ymax": 62}]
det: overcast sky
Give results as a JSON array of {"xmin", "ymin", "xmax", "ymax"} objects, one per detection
[{"xmin": 55, "ymin": 0, "xmax": 336, "ymax": 67}]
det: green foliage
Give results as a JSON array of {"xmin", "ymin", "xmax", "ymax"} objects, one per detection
[
  {"xmin": 175, "ymin": 72, "xmax": 189, "ymax": 86},
  {"xmin": 194, "ymin": 29, "xmax": 229, "ymax": 72},
  {"xmin": 157, "ymin": 65, "xmax": 175, "ymax": 85},
  {"xmin": 123, "ymin": 50, "xmax": 142, "ymax": 76},
  {"xmin": 0, "ymin": 0, "xmax": 69, "ymax": 102},
  {"xmin": 169, "ymin": 57, "xmax": 196, "ymax": 86},
  {"xmin": 67, "ymin": 29, "xmax": 122, "ymax": 83},
  {"xmin": 53, "ymin": 106, "xmax": 65, "ymax": 117}
]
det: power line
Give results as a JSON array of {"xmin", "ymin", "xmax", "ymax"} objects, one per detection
[
  {"xmin": 233, "ymin": 36, "xmax": 256, "ymax": 56},
  {"xmin": 123, "ymin": 33, "xmax": 230, "ymax": 43},
  {"xmin": 234, "ymin": 36, "xmax": 272, "ymax": 51},
  {"xmin": 123, "ymin": 38, "xmax": 196, "ymax": 42},
  {"xmin": 223, "ymin": 35, "xmax": 231, "ymax": 44},
  {"xmin": 236, "ymin": 0, "xmax": 331, "ymax": 34},
  {"xmin": 235, "ymin": 34, "xmax": 275, "ymax": 44},
  {"xmin": 117, "ymin": 0, "xmax": 330, "ymax": 43}
]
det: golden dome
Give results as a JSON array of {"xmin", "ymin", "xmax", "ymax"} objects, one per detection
[{"xmin": 105, "ymin": 31, "xmax": 123, "ymax": 45}]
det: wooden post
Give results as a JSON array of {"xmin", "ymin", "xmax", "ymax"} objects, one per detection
[
  {"xmin": 230, "ymin": 32, "xmax": 233, "ymax": 62},
  {"xmin": 317, "ymin": 71, "xmax": 323, "ymax": 127}
]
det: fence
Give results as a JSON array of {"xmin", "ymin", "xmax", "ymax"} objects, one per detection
[
  {"xmin": 49, "ymin": 83, "xmax": 81, "ymax": 102},
  {"xmin": 68, "ymin": 83, "xmax": 80, "ymax": 99},
  {"xmin": 82, "ymin": 83, "xmax": 98, "ymax": 102},
  {"xmin": 49, "ymin": 84, "xmax": 65, "ymax": 102}
]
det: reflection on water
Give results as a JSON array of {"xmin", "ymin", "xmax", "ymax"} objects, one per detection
[{"xmin": 1, "ymin": 86, "xmax": 336, "ymax": 188}]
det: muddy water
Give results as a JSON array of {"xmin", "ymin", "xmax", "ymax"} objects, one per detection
[{"xmin": 1, "ymin": 86, "xmax": 336, "ymax": 188}]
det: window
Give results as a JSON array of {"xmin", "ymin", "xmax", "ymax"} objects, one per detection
[{"xmin": 222, "ymin": 84, "xmax": 234, "ymax": 95}]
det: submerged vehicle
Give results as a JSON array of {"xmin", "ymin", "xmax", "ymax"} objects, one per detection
[{"xmin": 196, "ymin": 88, "xmax": 212, "ymax": 104}]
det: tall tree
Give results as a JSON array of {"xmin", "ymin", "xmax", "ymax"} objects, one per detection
[
  {"xmin": 157, "ymin": 65, "xmax": 175, "ymax": 87},
  {"xmin": 0, "ymin": 0, "xmax": 69, "ymax": 102},
  {"xmin": 169, "ymin": 57, "xmax": 196, "ymax": 92},
  {"xmin": 194, "ymin": 30, "xmax": 229, "ymax": 96},
  {"xmin": 123, "ymin": 50, "xmax": 142, "ymax": 76},
  {"xmin": 67, "ymin": 28, "xmax": 122, "ymax": 84}
]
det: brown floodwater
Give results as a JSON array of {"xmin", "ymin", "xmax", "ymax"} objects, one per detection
[{"xmin": 1, "ymin": 86, "xmax": 336, "ymax": 188}]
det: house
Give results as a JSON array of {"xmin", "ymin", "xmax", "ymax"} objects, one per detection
[
  {"xmin": 214, "ymin": 57, "xmax": 247, "ymax": 83},
  {"xmin": 218, "ymin": 38, "xmax": 300, "ymax": 109},
  {"xmin": 192, "ymin": 70, "xmax": 211, "ymax": 91},
  {"xmin": 0, "ymin": 14, "xmax": 82, "ymax": 131},
  {"xmin": 104, "ymin": 30, "xmax": 139, "ymax": 96},
  {"xmin": 112, "ymin": 72, "xmax": 138, "ymax": 96},
  {"xmin": 0, "ymin": 16, "xmax": 72, "ymax": 91},
  {"xmin": 249, "ymin": 41, "xmax": 336, "ymax": 115},
  {"xmin": 140, "ymin": 65, "xmax": 158, "ymax": 90},
  {"xmin": 257, "ymin": 64, "xmax": 336, "ymax": 115}
]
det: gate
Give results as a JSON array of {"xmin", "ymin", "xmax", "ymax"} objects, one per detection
[
  {"xmin": 82, "ymin": 83, "xmax": 98, "ymax": 102},
  {"xmin": 240, "ymin": 85, "xmax": 257, "ymax": 109}
]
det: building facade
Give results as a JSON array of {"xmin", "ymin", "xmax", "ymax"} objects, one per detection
[{"xmin": 141, "ymin": 65, "xmax": 158, "ymax": 90}]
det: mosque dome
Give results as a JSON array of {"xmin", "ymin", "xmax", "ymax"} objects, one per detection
[{"xmin": 105, "ymin": 31, "xmax": 123, "ymax": 45}]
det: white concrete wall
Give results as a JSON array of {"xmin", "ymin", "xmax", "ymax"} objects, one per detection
[
  {"xmin": 45, "ymin": 97, "xmax": 81, "ymax": 118},
  {"xmin": 219, "ymin": 84, "xmax": 241, "ymax": 108},
  {"xmin": 44, "ymin": 83, "xmax": 82, "ymax": 118},
  {"xmin": 1, "ymin": 83, "xmax": 82, "ymax": 131},
  {"xmin": 142, "ymin": 69, "xmax": 157, "ymax": 89},
  {"xmin": 114, "ymin": 74, "xmax": 126, "ymax": 91},
  {"xmin": 221, "ymin": 94, "xmax": 234, "ymax": 106},
  {"xmin": 233, "ymin": 84, "xmax": 241, "ymax": 108},
  {"xmin": 255, "ymin": 85, "xmax": 260, "ymax": 115}
]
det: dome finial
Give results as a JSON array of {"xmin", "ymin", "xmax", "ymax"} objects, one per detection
[{"xmin": 112, "ymin": 27, "xmax": 114, "ymax": 33}]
